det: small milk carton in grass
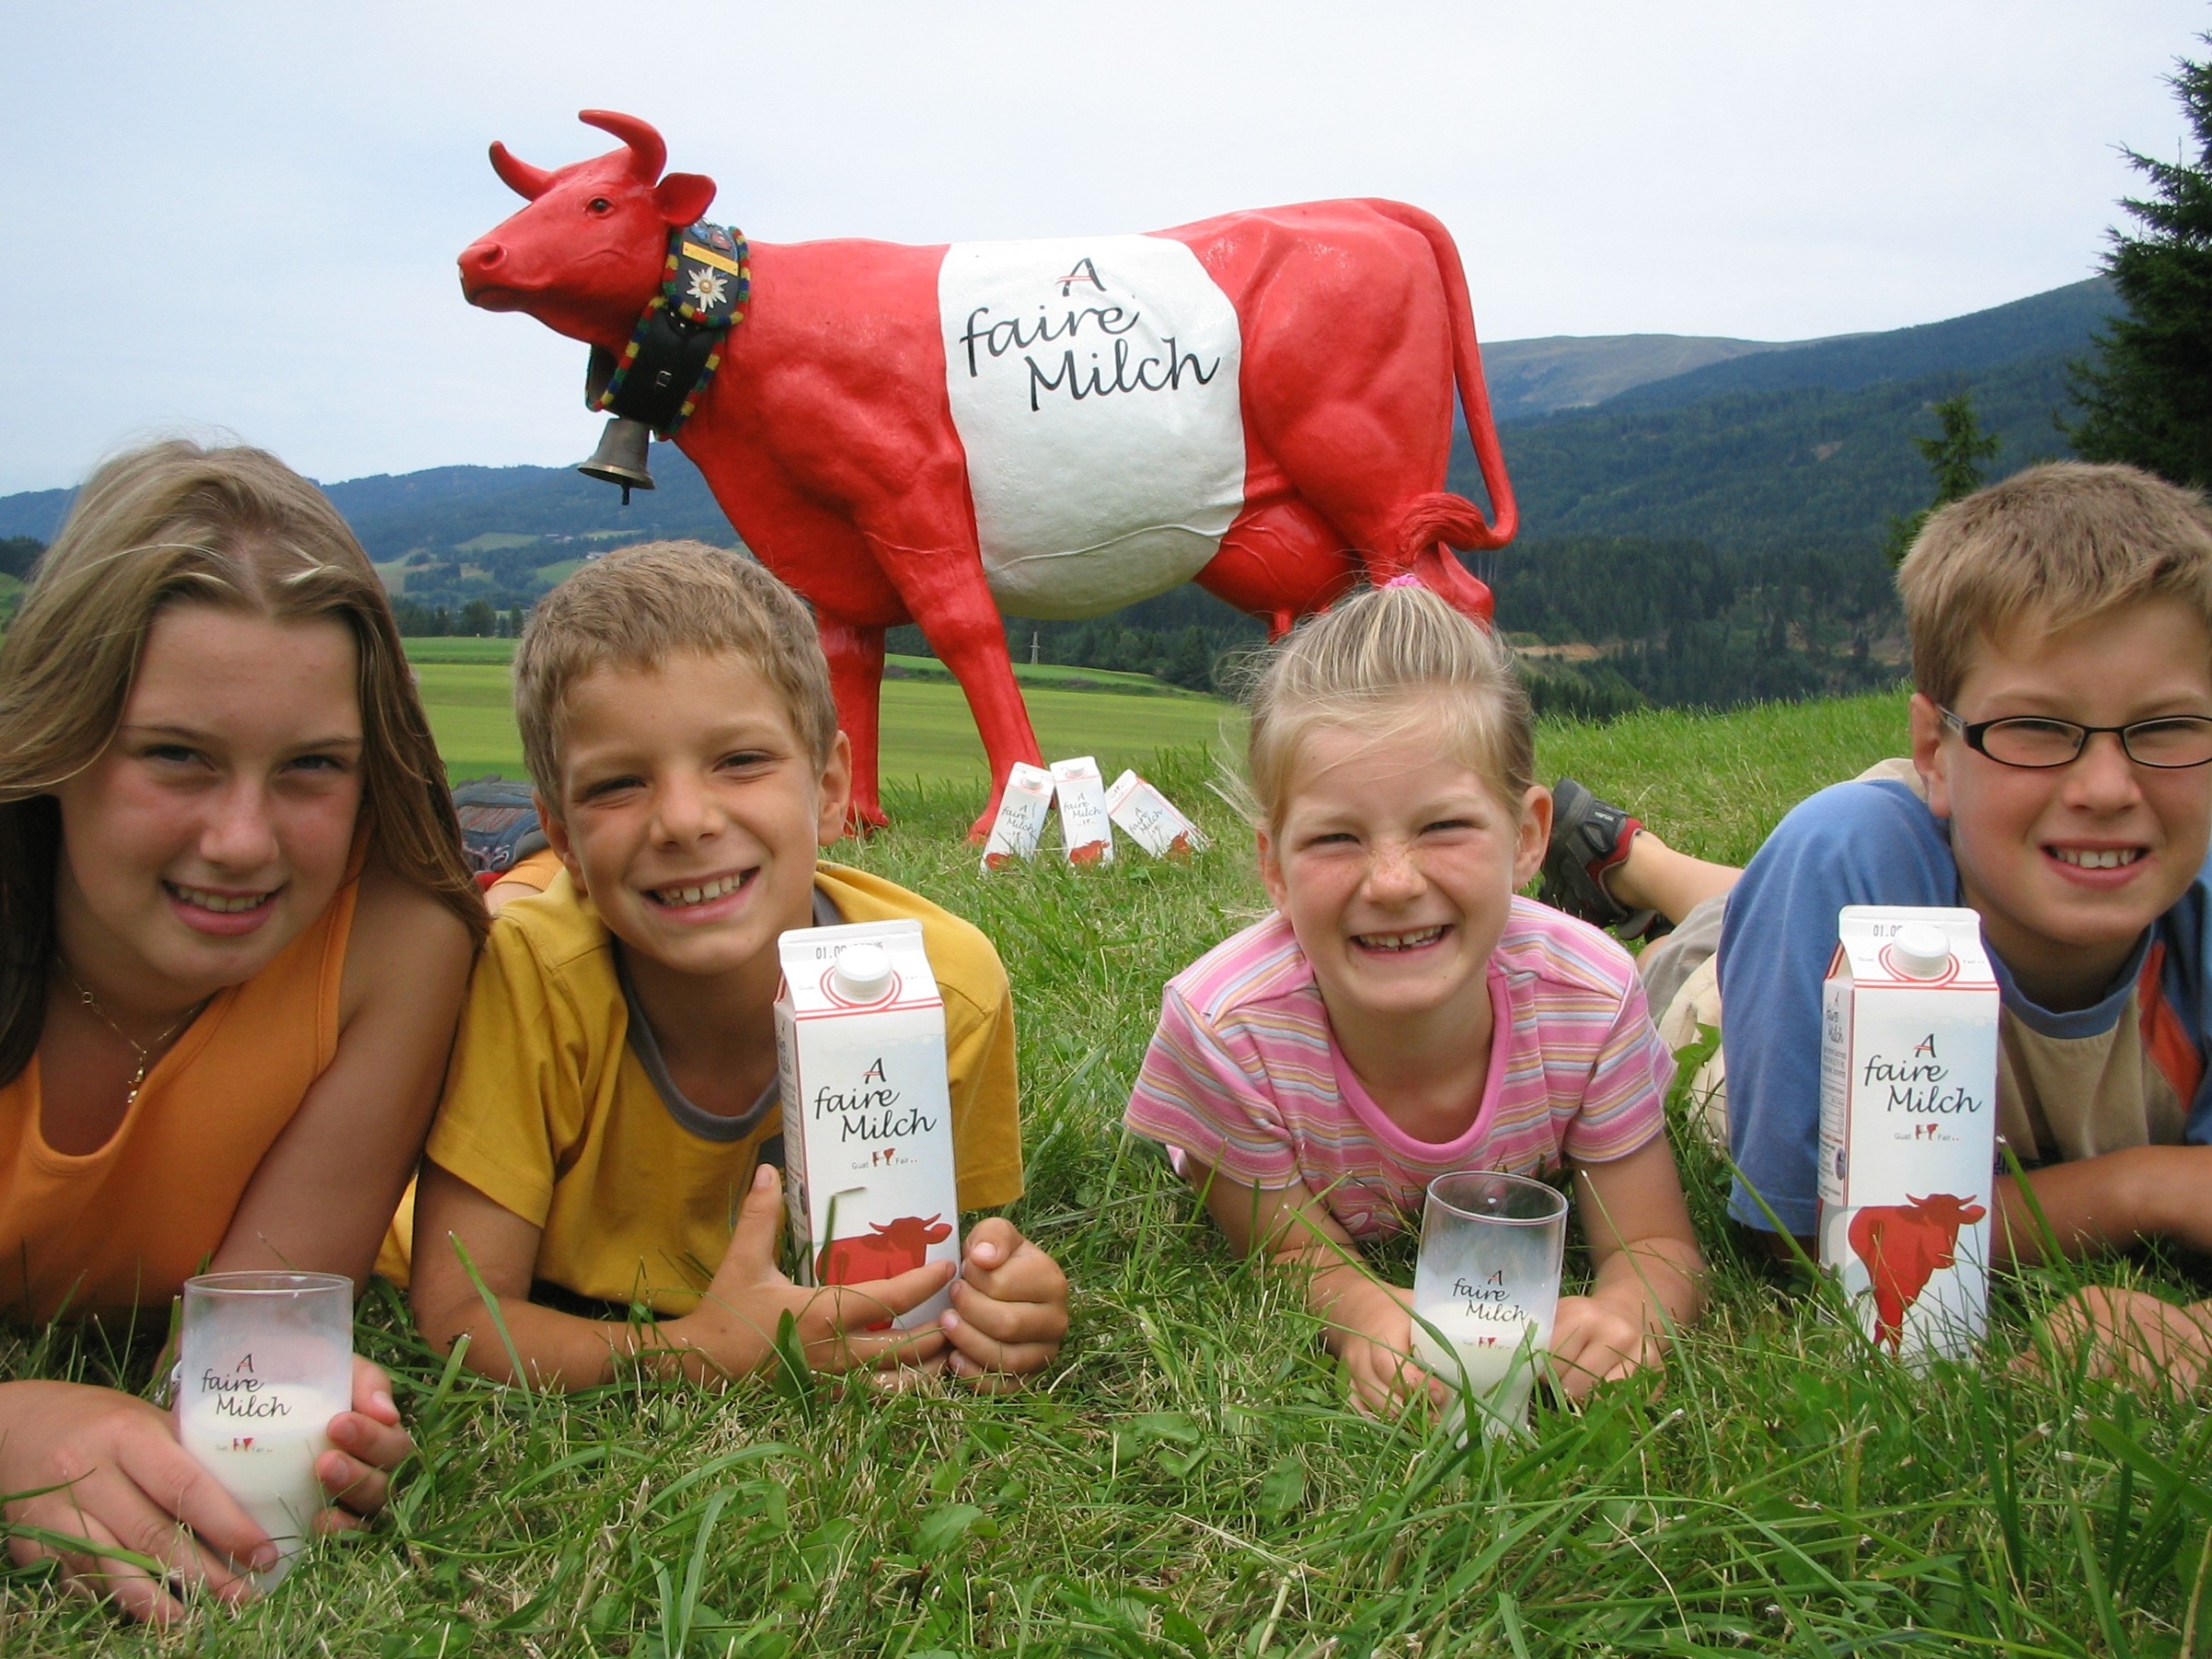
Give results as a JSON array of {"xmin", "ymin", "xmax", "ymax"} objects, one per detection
[
  {"xmin": 1817, "ymin": 906, "xmax": 2000, "ymax": 1364},
  {"xmin": 774, "ymin": 921, "xmax": 960, "ymax": 1329},
  {"xmin": 1049, "ymin": 756, "xmax": 1114, "ymax": 865},
  {"xmin": 1103, "ymin": 769, "xmax": 1210, "ymax": 860},
  {"xmin": 979, "ymin": 761, "xmax": 1055, "ymax": 872}
]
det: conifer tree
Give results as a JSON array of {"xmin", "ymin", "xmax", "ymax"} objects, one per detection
[
  {"xmin": 1884, "ymin": 392, "xmax": 2001, "ymax": 565},
  {"xmin": 2066, "ymin": 40, "xmax": 2212, "ymax": 485}
]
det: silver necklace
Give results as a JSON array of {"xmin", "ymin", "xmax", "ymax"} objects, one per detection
[{"xmin": 58, "ymin": 962, "xmax": 207, "ymax": 1108}]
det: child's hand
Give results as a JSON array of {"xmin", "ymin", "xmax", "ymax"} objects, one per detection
[
  {"xmin": 1547, "ymin": 1291, "xmax": 1667, "ymax": 1401},
  {"xmin": 2030, "ymin": 1286, "xmax": 2212, "ymax": 1396},
  {"xmin": 672, "ymin": 1165, "xmax": 953, "ymax": 1379},
  {"xmin": 1331, "ymin": 1277, "xmax": 1450, "ymax": 1418},
  {"xmin": 1, "ymin": 1380, "xmax": 268, "ymax": 1623},
  {"xmin": 939, "ymin": 1218, "xmax": 1069, "ymax": 1390},
  {"xmin": 312, "ymin": 1358, "xmax": 412, "ymax": 1532}
]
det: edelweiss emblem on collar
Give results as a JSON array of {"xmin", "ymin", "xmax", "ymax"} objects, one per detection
[{"xmin": 686, "ymin": 267, "xmax": 730, "ymax": 310}]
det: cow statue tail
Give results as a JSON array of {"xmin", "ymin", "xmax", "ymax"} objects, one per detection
[
  {"xmin": 1393, "ymin": 496, "xmax": 1501, "ymax": 627},
  {"xmin": 1365, "ymin": 200, "xmax": 1520, "ymax": 628}
]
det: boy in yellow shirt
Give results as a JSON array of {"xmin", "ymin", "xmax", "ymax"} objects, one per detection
[{"xmin": 409, "ymin": 542, "xmax": 1068, "ymax": 1389}]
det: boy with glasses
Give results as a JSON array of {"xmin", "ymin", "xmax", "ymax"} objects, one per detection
[{"xmin": 1543, "ymin": 464, "xmax": 2212, "ymax": 1376}]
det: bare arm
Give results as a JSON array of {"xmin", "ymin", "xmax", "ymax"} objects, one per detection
[
  {"xmin": 1550, "ymin": 1136, "xmax": 1707, "ymax": 1399},
  {"xmin": 409, "ymin": 1160, "xmax": 954, "ymax": 1393},
  {"xmin": 2038, "ymin": 1286, "xmax": 2212, "ymax": 1394},
  {"xmin": 1993, "ymin": 1144, "xmax": 2212, "ymax": 1266},
  {"xmin": 217, "ymin": 867, "xmax": 470, "ymax": 1520},
  {"xmin": 1186, "ymin": 1159, "xmax": 1441, "ymax": 1416},
  {"xmin": 215, "ymin": 865, "xmax": 473, "ymax": 1282}
]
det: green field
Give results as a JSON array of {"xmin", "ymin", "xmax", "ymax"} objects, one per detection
[
  {"xmin": 409, "ymin": 645, "xmax": 1237, "ymax": 793},
  {"xmin": 12, "ymin": 688, "xmax": 2212, "ymax": 1654}
]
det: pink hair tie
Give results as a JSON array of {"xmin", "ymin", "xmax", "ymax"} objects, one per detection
[{"xmin": 1383, "ymin": 573, "xmax": 1423, "ymax": 589}]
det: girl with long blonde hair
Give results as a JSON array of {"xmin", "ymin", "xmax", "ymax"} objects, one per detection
[{"xmin": 0, "ymin": 441, "xmax": 482, "ymax": 1621}]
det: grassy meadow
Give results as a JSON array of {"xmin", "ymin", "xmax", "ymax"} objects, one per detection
[
  {"xmin": 11, "ymin": 688, "xmax": 2212, "ymax": 1655},
  {"xmin": 404, "ymin": 641, "xmax": 1234, "ymax": 789}
]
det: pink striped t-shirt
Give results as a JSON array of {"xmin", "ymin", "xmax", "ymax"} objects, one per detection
[{"xmin": 1124, "ymin": 898, "xmax": 1674, "ymax": 1240}]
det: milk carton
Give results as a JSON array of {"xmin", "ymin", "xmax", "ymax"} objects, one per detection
[
  {"xmin": 774, "ymin": 921, "xmax": 960, "ymax": 1328},
  {"xmin": 1817, "ymin": 906, "xmax": 2000, "ymax": 1362},
  {"xmin": 1103, "ymin": 770, "xmax": 1210, "ymax": 860},
  {"xmin": 979, "ymin": 762, "xmax": 1055, "ymax": 872},
  {"xmin": 1049, "ymin": 756, "xmax": 1114, "ymax": 865}
]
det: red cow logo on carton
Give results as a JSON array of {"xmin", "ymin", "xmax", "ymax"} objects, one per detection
[
  {"xmin": 459, "ymin": 110, "xmax": 1520, "ymax": 840},
  {"xmin": 1847, "ymin": 1193, "xmax": 1987, "ymax": 1353},
  {"xmin": 818, "ymin": 1214, "xmax": 953, "ymax": 1287}
]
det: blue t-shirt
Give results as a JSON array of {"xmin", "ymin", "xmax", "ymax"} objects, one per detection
[{"xmin": 1716, "ymin": 777, "xmax": 2212, "ymax": 1234}]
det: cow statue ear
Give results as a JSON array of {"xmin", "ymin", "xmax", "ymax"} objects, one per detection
[{"xmin": 654, "ymin": 171, "xmax": 717, "ymax": 226}]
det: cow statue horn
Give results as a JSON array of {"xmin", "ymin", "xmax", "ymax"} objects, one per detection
[
  {"xmin": 579, "ymin": 108, "xmax": 665, "ymax": 182},
  {"xmin": 487, "ymin": 140, "xmax": 554, "ymax": 201}
]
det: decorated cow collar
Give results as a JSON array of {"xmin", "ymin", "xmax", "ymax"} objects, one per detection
[{"xmin": 586, "ymin": 220, "xmax": 750, "ymax": 437}]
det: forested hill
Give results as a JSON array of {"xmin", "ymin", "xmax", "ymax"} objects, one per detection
[
  {"xmin": 0, "ymin": 447, "xmax": 735, "ymax": 559},
  {"xmin": 1453, "ymin": 277, "xmax": 2116, "ymax": 549},
  {"xmin": 1601, "ymin": 278, "xmax": 2114, "ymax": 412}
]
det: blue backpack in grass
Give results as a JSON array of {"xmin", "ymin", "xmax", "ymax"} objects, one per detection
[{"xmin": 451, "ymin": 775, "xmax": 547, "ymax": 881}]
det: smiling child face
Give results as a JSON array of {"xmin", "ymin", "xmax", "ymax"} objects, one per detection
[
  {"xmin": 1912, "ymin": 596, "xmax": 2212, "ymax": 1008},
  {"xmin": 543, "ymin": 649, "xmax": 850, "ymax": 979},
  {"xmin": 51, "ymin": 604, "xmax": 365, "ymax": 1006},
  {"xmin": 1258, "ymin": 714, "xmax": 1548, "ymax": 1041}
]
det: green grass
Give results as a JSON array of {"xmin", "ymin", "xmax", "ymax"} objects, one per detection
[
  {"xmin": 406, "ymin": 648, "xmax": 1237, "ymax": 789},
  {"xmin": 9, "ymin": 689, "xmax": 2212, "ymax": 1654},
  {"xmin": 404, "ymin": 639, "xmax": 524, "ymax": 665},
  {"xmin": 887, "ymin": 655, "xmax": 1207, "ymax": 699},
  {"xmin": 402, "ymin": 639, "xmax": 1197, "ymax": 695}
]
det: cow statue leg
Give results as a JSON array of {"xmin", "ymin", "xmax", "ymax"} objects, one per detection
[
  {"xmin": 818, "ymin": 616, "xmax": 888, "ymax": 833},
  {"xmin": 872, "ymin": 548, "xmax": 1044, "ymax": 842}
]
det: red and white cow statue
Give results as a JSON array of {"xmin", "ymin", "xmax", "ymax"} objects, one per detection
[{"xmin": 459, "ymin": 110, "xmax": 1521, "ymax": 835}]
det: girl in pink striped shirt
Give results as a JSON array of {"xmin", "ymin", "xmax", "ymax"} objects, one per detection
[{"xmin": 1124, "ymin": 582, "xmax": 1705, "ymax": 1415}]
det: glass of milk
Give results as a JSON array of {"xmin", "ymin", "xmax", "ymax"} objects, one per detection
[
  {"xmin": 176, "ymin": 1271, "xmax": 353, "ymax": 1587},
  {"xmin": 1410, "ymin": 1171, "xmax": 1568, "ymax": 1441}
]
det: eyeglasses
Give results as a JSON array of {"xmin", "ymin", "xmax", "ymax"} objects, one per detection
[{"xmin": 1939, "ymin": 708, "xmax": 2212, "ymax": 770}]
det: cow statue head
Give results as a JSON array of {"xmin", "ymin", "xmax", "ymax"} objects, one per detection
[{"xmin": 457, "ymin": 110, "xmax": 718, "ymax": 348}]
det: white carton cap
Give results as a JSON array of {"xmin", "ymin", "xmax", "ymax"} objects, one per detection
[
  {"xmin": 832, "ymin": 943, "xmax": 895, "ymax": 1001},
  {"xmin": 1891, "ymin": 923, "xmax": 1953, "ymax": 980}
]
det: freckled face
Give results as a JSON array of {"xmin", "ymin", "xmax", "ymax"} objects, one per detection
[
  {"xmin": 50, "ymin": 606, "xmax": 365, "ymax": 1003},
  {"xmin": 545, "ymin": 652, "xmax": 850, "ymax": 977},
  {"xmin": 1259, "ymin": 719, "xmax": 1547, "ymax": 1035},
  {"xmin": 1913, "ymin": 598, "xmax": 2212, "ymax": 1001}
]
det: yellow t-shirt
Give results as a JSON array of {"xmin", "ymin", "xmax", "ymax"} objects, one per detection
[{"xmin": 407, "ymin": 862, "xmax": 1022, "ymax": 1314}]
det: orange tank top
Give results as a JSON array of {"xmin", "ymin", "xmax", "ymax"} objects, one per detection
[{"xmin": 0, "ymin": 882, "xmax": 359, "ymax": 1322}]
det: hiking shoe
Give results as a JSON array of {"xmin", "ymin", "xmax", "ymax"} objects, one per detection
[
  {"xmin": 452, "ymin": 774, "xmax": 548, "ymax": 878},
  {"xmin": 1540, "ymin": 779, "xmax": 1658, "ymax": 939}
]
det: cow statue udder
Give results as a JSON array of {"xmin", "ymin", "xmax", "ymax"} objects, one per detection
[{"xmin": 460, "ymin": 110, "xmax": 1521, "ymax": 837}]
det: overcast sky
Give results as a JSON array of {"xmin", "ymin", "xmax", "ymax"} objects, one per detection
[{"xmin": 2, "ymin": 1, "xmax": 2203, "ymax": 495}]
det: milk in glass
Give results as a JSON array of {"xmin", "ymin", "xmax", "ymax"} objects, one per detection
[
  {"xmin": 177, "ymin": 1382, "xmax": 347, "ymax": 1581},
  {"xmin": 1410, "ymin": 1269, "xmax": 1551, "ymax": 1438},
  {"xmin": 1410, "ymin": 1171, "xmax": 1567, "ymax": 1440},
  {"xmin": 176, "ymin": 1271, "xmax": 353, "ymax": 1586}
]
